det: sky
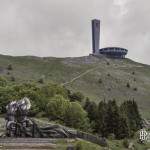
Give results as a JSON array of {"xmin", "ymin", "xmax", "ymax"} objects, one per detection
[{"xmin": 0, "ymin": 0, "xmax": 150, "ymax": 65}]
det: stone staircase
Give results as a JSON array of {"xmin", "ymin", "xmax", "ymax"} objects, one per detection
[{"xmin": 0, "ymin": 138, "xmax": 57, "ymax": 149}]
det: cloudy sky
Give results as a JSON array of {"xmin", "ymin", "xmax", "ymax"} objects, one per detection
[{"xmin": 0, "ymin": 0, "xmax": 150, "ymax": 64}]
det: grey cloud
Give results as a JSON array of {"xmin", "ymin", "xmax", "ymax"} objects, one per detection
[{"xmin": 0, "ymin": 0, "xmax": 150, "ymax": 64}]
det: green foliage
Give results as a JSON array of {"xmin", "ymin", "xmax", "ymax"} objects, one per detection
[
  {"xmin": 120, "ymin": 100, "xmax": 142, "ymax": 136},
  {"xmin": 105, "ymin": 100, "xmax": 129, "ymax": 139},
  {"xmin": 75, "ymin": 141, "xmax": 83, "ymax": 150},
  {"xmin": 64, "ymin": 102, "xmax": 89, "ymax": 130},
  {"xmin": 122, "ymin": 138, "xmax": 129, "ymax": 148},
  {"xmin": 0, "ymin": 76, "xmax": 7, "ymax": 87},
  {"xmin": 69, "ymin": 91, "xmax": 84, "ymax": 102},
  {"xmin": 0, "ymin": 75, "xmax": 143, "ymax": 137},
  {"xmin": 84, "ymin": 98, "xmax": 97, "ymax": 122},
  {"xmin": 0, "ymin": 82, "xmax": 68, "ymax": 116},
  {"xmin": 47, "ymin": 95, "xmax": 70, "ymax": 120},
  {"xmin": 84, "ymin": 99, "xmax": 141, "ymax": 139},
  {"xmin": 96, "ymin": 100, "xmax": 108, "ymax": 137},
  {"xmin": 38, "ymin": 78, "xmax": 44, "ymax": 84}
]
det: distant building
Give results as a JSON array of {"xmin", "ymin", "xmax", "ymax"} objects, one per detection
[
  {"xmin": 91, "ymin": 19, "xmax": 128, "ymax": 58},
  {"xmin": 100, "ymin": 47, "xmax": 128, "ymax": 58},
  {"xmin": 92, "ymin": 19, "xmax": 100, "ymax": 54}
]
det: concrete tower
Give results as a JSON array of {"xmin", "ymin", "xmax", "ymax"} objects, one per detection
[{"xmin": 92, "ymin": 19, "xmax": 100, "ymax": 54}]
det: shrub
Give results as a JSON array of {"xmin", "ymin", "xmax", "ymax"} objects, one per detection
[
  {"xmin": 10, "ymin": 76, "xmax": 15, "ymax": 82},
  {"xmin": 98, "ymin": 78, "xmax": 103, "ymax": 84},
  {"xmin": 122, "ymin": 139, "xmax": 129, "ymax": 148},
  {"xmin": 64, "ymin": 102, "xmax": 88, "ymax": 129},
  {"xmin": 108, "ymin": 133, "xmax": 115, "ymax": 140},
  {"xmin": 133, "ymin": 87, "xmax": 138, "ymax": 91},
  {"xmin": 0, "ymin": 76, "xmax": 7, "ymax": 87},
  {"xmin": 7, "ymin": 64, "xmax": 13, "ymax": 70},
  {"xmin": 107, "ymin": 73, "xmax": 110, "ymax": 77},
  {"xmin": 38, "ymin": 78, "xmax": 44, "ymax": 84},
  {"xmin": 126, "ymin": 82, "xmax": 130, "ymax": 88},
  {"xmin": 75, "ymin": 142, "xmax": 83, "ymax": 150},
  {"xmin": 47, "ymin": 95, "xmax": 70, "ymax": 120},
  {"xmin": 69, "ymin": 92, "xmax": 84, "ymax": 102},
  {"xmin": 106, "ymin": 62, "xmax": 110, "ymax": 65}
]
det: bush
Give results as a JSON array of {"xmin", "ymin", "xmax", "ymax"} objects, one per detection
[
  {"xmin": 0, "ymin": 76, "xmax": 7, "ymax": 87},
  {"xmin": 69, "ymin": 92, "xmax": 84, "ymax": 102},
  {"xmin": 107, "ymin": 73, "xmax": 110, "ymax": 77},
  {"xmin": 108, "ymin": 133, "xmax": 115, "ymax": 140},
  {"xmin": 38, "ymin": 78, "xmax": 44, "ymax": 84},
  {"xmin": 47, "ymin": 95, "xmax": 70, "ymax": 120},
  {"xmin": 98, "ymin": 79, "xmax": 103, "ymax": 84},
  {"xmin": 133, "ymin": 87, "xmax": 138, "ymax": 91},
  {"xmin": 106, "ymin": 62, "xmax": 110, "ymax": 65},
  {"xmin": 126, "ymin": 82, "xmax": 130, "ymax": 88},
  {"xmin": 7, "ymin": 72, "xmax": 10, "ymax": 75},
  {"xmin": 7, "ymin": 64, "xmax": 13, "ymax": 70},
  {"xmin": 75, "ymin": 142, "xmax": 83, "ymax": 150},
  {"xmin": 10, "ymin": 76, "xmax": 15, "ymax": 82},
  {"xmin": 122, "ymin": 139, "xmax": 129, "ymax": 148},
  {"xmin": 64, "ymin": 102, "xmax": 89, "ymax": 129}
]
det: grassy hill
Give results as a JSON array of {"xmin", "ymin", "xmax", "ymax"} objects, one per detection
[{"xmin": 0, "ymin": 54, "xmax": 150, "ymax": 118}]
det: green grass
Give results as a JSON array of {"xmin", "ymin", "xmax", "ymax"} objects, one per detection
[
  {"xmin": 55, "ymin": 138, "xmax": 150, "ymax": 150},
  {"xmin": 0, "ymin": 54, "xmax": 150, "ymax": 118}
]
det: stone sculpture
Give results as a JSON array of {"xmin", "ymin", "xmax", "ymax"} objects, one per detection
[{"xmin": 5, "ymin": 97, "xmax": 74, "ymax": 138}]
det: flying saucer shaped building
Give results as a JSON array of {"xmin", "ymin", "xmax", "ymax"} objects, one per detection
[
  {"xmin": 92, "ymin": 19, "xmax": 128, "ymax": 58},
  {"xmin": 99, "ymin": 47, "xmax": 128, "ymax": 58}
]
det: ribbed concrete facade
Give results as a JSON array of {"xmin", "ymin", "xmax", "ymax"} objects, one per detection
[{"xmin": 92, "ymin": 19, "xmax": 100, "ymax": 54}]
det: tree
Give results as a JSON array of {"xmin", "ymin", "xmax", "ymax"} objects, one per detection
[
  {"xmin": 105, "ymin": 100, "xmax": 129, "ymax": 139},
  {"xmin": 64, "ymin": 102, "xmax": 89, "ymax": 130},
  {"xmin": 120, "ymin": 100, "xmax": 142, "ymax": 136},
  {"xmin": 116, "ymin": 117, "xmax": 130, "ymax": 139},
  {"xmin": 84, "ymin": 99, "xmax": 97, "ymax": 122},
  {"xmin": 47, "ymin": 95, "xmax": 70, "ymax": 121},
  {"xmin": 96, "ymin": 100, "xmax": 108, "ymax": 137}
]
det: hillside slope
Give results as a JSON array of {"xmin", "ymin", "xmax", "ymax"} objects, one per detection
[{"xmin": 0, "ymin": 54, "xmax": 150, "ymax": 118}]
